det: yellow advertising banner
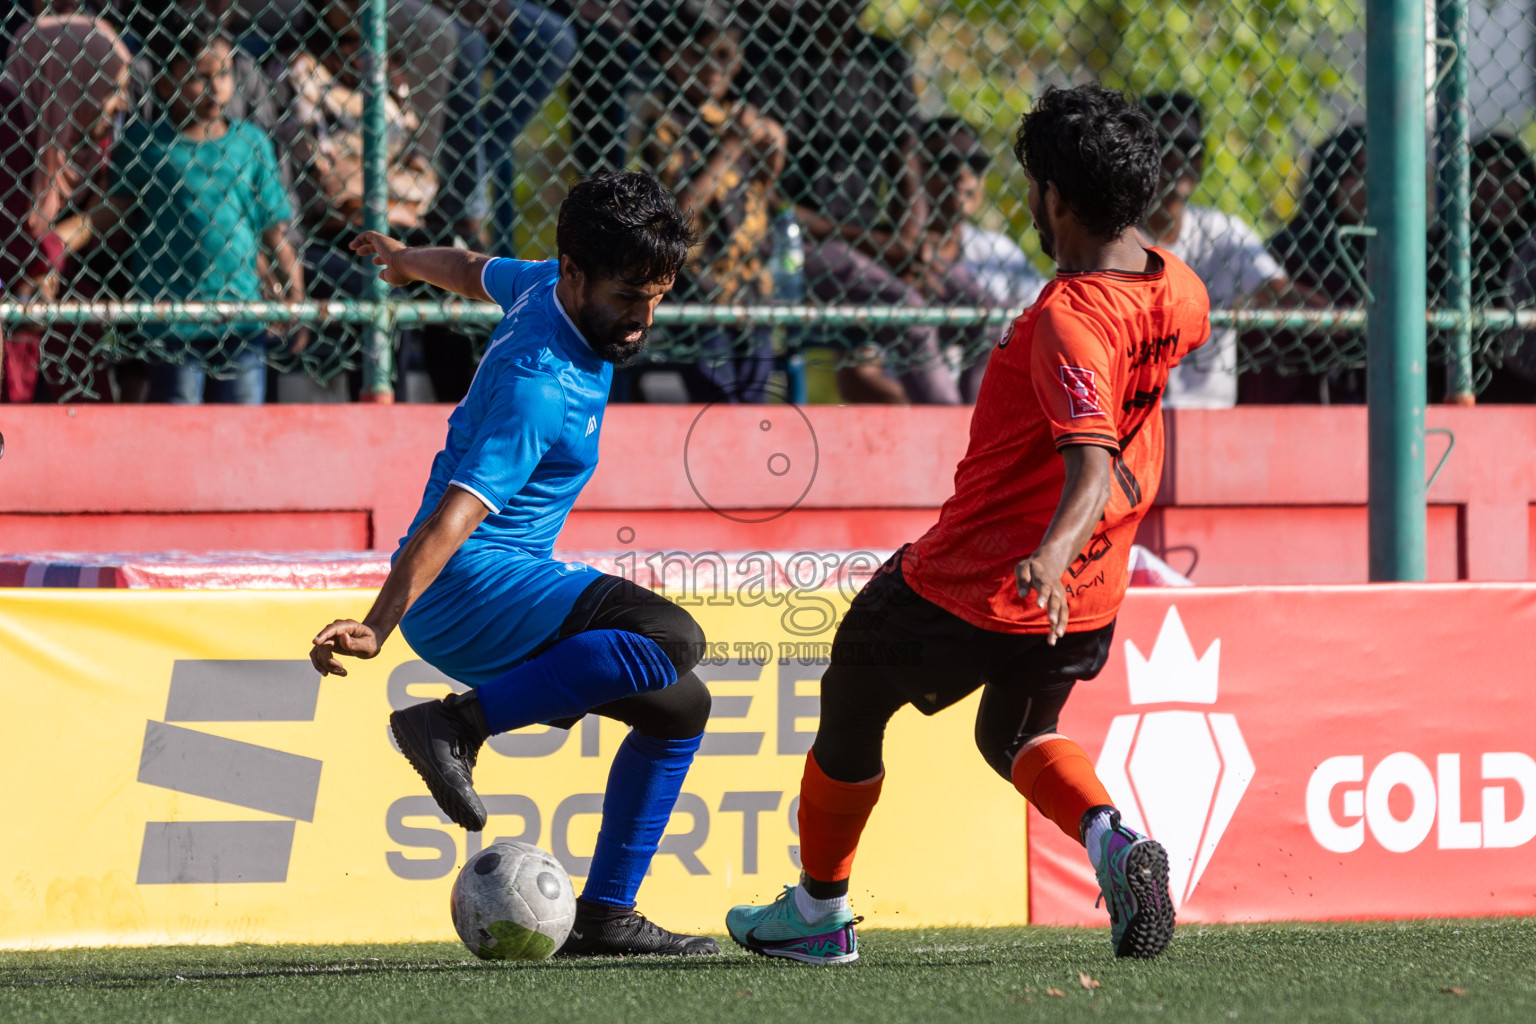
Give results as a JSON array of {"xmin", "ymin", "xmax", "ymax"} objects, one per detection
[{"xmin": 0, "ymin": 589, "xmax": 1025, "ymax": 947}]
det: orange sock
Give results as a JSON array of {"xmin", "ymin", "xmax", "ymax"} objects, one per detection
[
  {"xmin": 1010, "ymin": 733, "xmax": 1114, "ymax": 844},
  {"xmin": 797, "ymin": 750, "xmax": 884, "ymax": 883}
]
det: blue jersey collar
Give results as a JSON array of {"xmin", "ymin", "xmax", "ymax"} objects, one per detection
[{"xmin": 550, "ymin": 287, "xmax": 605, "ymax": 371}]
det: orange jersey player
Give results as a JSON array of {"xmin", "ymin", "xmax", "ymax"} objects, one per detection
[{"xmin": 725, "ymin": 84, "xmax": 1210, "ymax": 964}]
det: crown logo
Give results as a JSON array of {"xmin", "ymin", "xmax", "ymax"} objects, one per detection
[{"xmin": 1124, "ymin": 606, "xmax": 1219, "ymax": 705}]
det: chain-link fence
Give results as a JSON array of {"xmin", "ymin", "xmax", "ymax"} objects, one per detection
[{"xmin": 0, "ymin": 0, "xmax": 1534, "ymax": 405}]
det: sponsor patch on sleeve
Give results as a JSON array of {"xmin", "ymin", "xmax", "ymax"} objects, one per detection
[{"xmin": 1059, "ymin": 366, "xmax": 1102, "ymax": 418}]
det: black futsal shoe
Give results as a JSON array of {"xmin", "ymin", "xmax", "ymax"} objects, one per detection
[
  {"xmin": 388, "ymin": 691, "xmax": 490, "ymax": 832},
  {"xmin": 557, "ymin": 898, "xmax": 721, "ymax": 957}
]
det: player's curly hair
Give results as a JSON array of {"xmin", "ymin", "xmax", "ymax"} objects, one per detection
[
  {"xmin": 1014, "ymin": 85, "xmax": 1160, "ymax": 238},
  {"xmin": 557, "ymin": 171, "xmax": 699, "ymax": 285}
]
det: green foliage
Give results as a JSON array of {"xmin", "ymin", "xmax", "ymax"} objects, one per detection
[{"xmin": 870, "ymin": 0, "xmax": 1364, "ymax": 252}]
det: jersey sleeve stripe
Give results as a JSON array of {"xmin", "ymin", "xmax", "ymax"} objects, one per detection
[
  {"xmin": 448, "ymin": 479, "xmax": 501, "ymax": 514},
  {"xmin": 479, "ymin": 258, "xmax": 500, "ymax": 301},
  {"xmin": 1054, "ymin": 431, "xmax": 1120, "ymax": 450}
]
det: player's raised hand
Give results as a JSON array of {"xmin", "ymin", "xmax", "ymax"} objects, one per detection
[
  {"xmin": 310, "ymin": 619, "xmax": 381, "ymax": 677},
  {"xmin": 349, "ymin": 231, "xmax": 415, "ymax": 287},
  {"xmin": 1014, "ymin": 555, "xmax": 1069, "ymax": 645}
]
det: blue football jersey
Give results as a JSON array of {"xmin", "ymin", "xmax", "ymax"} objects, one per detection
[{"xmin": 397, "ymin": 258, "xmax": 614, "ymax": 684}]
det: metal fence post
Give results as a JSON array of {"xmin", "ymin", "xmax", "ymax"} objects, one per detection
[
  {"xmin": 1366, "ymin": 0, "xmax": 1428, "ymax": 581},
  {"xmin": 1436, "ymin": 0, "xmax": 1474, "ymax": 404},
  {"xmin": 361, "ymin": 0, "xmax": 394, "ymax": 401}
]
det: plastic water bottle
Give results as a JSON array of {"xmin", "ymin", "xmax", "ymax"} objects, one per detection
[
  {"xmin": 769, "ymin": 207, "xmax": 807, "ymax": 402},
  {"xmin": 770, "ymin": 206, "xmax": 805, "ymax": 304}
]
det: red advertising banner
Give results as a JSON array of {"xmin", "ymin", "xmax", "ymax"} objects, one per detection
[{"xmin": 1030, "ymin": 585, "xmax": 1536, "ymax": 924}]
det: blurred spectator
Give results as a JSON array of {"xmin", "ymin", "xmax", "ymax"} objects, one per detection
[
  {"xmin": 1469, "ymin": 135, "xmax": 1536, "ymax": 298},
  {"xmin": 275, "ymin": 0, "xmax": 438, "ymax": 399},
  {"xmin": 235, "ymin": 0, "xmax": 457, "ymax": 206},
  {"xmin": 1440, "ymin": 133, "xmax": 1536, "ymax": 402},
  {"xmin": 1268, "ymin": 127, "xmax": 1368, "ymax": 316},
  {"xmin": 749, "ymin": 0, "xmax": 956, "ymax": 404},
  {"xmin": 2, "ymin": 1, "xmax": 103, "ymax": 48},
  {"xmin": 634, "ymin": 0, "xmax": 783, "ymax": 403},
  {"xmin": 3, "ymin": 0, "xmax": 104, "ymax": 56},
  {"xmin": 550, "ymin": 1, "xmax": 640, "ymax": 177},
  {"xmin": 1498, "ymin": 236, "xmax": 1536, "ymax": 396},
  {"xmin": 107, "ymin": 11, "xmax": 303, "ymax": 403},
  {"xmin": 433, "ymin": 1, "xmax": 577, "ymax": 250},
  {"xmin": 411, "ymin": 1, "xmax": 576, "ymax": 404},
  {"xmin": 282, "ymin": 9, "xmax": 438, "ymax": 238},
  {"xmin": 0, "ymin": 13, "xmax": 129, "ymax": 402},
  {"xmin": 108, "ymin": 2, "xmax": 295, "ymax": 399},
  {"xmin": 1247, "ymin": 125, "xmax": 1369, "ymax": 404},
  {"xmin": 115, "ymin": 1, "xmax": 283, "ymax": 145},
  {"xmin": 919, "ymin": 115, "xmax": 1041, "ymax": 402},
  {"xmin": 922, "ymin": 118, "xmax": 1044, "ymax": 312},
  {"xmin": 1142, "ymin": 92, "xmax": 1313, "ymax": 409}
]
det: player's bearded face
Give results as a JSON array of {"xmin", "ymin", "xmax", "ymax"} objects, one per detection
[
  {"xmin": 573, "ymin": 275, "xmax": 675, "ymax": 365},
  {"xmin": 577, "ymin": 305, "xmax": 650, "ymax": 364}
]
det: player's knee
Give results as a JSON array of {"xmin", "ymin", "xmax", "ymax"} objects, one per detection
[
  {"xmin": 642, "ymin": 602, "xmax": 707, "ymax": 677},
  {"xmin": 974, "ymin": 724, "xmax": 1010, "ymax": 780},
  {"xmin": 669, "ymin": 673, "xmax": 712, "ymax": 736},
  {"xmin": 975, "ymin": 716, "xmax": 1060, "ymax": 781},
  {"xmin": 628, "ymin": 672, "xmax": 712, "ymax": 740}
]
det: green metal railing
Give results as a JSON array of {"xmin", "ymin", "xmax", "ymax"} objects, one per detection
[
  {"xmin": 1366, "ymin": 0, "xmax": 1428, "ymax": 581},
  {"xmin": 6, "ymin": 303, "xmax": 1536, "ymax": 331},
  {"xmin": 360, "ymin": 0, "xmax": 392, "ymax": 400},
  {"xmin": 1437, "ymin": 0, "xmax": 1474, "ymax": 405}
]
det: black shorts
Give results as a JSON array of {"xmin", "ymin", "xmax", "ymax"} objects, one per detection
[{"xmin": 830, "ymin": 549, "xmax": 1115, "ymax": 715}]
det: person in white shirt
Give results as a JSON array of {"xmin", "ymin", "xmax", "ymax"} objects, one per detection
[
  {"xmin": 1140, "ymin": 93, "xmax": 1316, "ymax": 408},
  {"xmin": 960, "ymin": 222, "xmax": 1047, "ymax": 311}
]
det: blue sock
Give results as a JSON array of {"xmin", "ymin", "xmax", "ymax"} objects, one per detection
[
  {"xmin": 581, "ymin": 730, "xmax": 703, "ymax": 908},
  {"xmin": 474, "ymin": 629, "xmax": 677, "ymax": 735}
]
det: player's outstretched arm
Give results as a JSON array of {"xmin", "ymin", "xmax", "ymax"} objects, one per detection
[
  {"xmin": 1014, "ymin": 444, "xmax": 1114, "ymax": 645},
  {"xmin": 309, "ymin": 486, "xmax": 491, "ymax": 676},
  {"xmin": 349, "ymin": 231, "xmax": 494, "ymax": 303}
]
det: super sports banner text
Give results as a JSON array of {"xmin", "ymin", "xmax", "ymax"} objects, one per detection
[{"xmin": 0, "ymin": 588, "xmax": 1024, "ymax": 947}]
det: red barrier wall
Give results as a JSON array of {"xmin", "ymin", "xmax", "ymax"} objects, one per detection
[{"xmin": 1, "ymin": 405, "xmax": 1533, "ymax": 582}]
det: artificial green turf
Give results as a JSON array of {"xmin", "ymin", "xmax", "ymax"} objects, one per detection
[{"xmin": 3, "ymin": 919, "xmax": 1533, "ymax": 1024}]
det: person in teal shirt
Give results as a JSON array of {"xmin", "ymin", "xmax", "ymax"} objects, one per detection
[{"xmin": 108, "ymin": 10, "xmax": 304, "ymax": 404}]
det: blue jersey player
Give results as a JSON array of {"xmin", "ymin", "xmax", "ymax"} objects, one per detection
[{"xmin": 307, "ymin": 173, "xmax": 716, "ymax": 957}]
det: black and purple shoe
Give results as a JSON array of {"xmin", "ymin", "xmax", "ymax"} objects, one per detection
[{"xmin": 1093, "ymin": 810, "xmax": 1175, "ymax": 958}]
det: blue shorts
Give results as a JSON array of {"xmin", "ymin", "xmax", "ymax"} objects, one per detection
[{"xmin": 398, "ymin": 546, "xmax": 605, "ymax": 686}]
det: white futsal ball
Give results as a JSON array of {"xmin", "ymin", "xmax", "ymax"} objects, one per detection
[{"xmin": 451, "ymin": 841, "xmax": 576, "ymax": 961}]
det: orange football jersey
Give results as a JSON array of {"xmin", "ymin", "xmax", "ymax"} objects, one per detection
[{"xmin": 904, "ymin": 248, "xmax": 1211, "ymax": 633}]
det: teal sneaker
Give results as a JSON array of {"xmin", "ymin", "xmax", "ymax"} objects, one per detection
[
  {"xmin": 1093, "ymin": 810, "xmax": 1175, "ymax": 958},
  {"xmin": 726, "ymin": 885, "xmax": 860, "ymax": 964}
]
